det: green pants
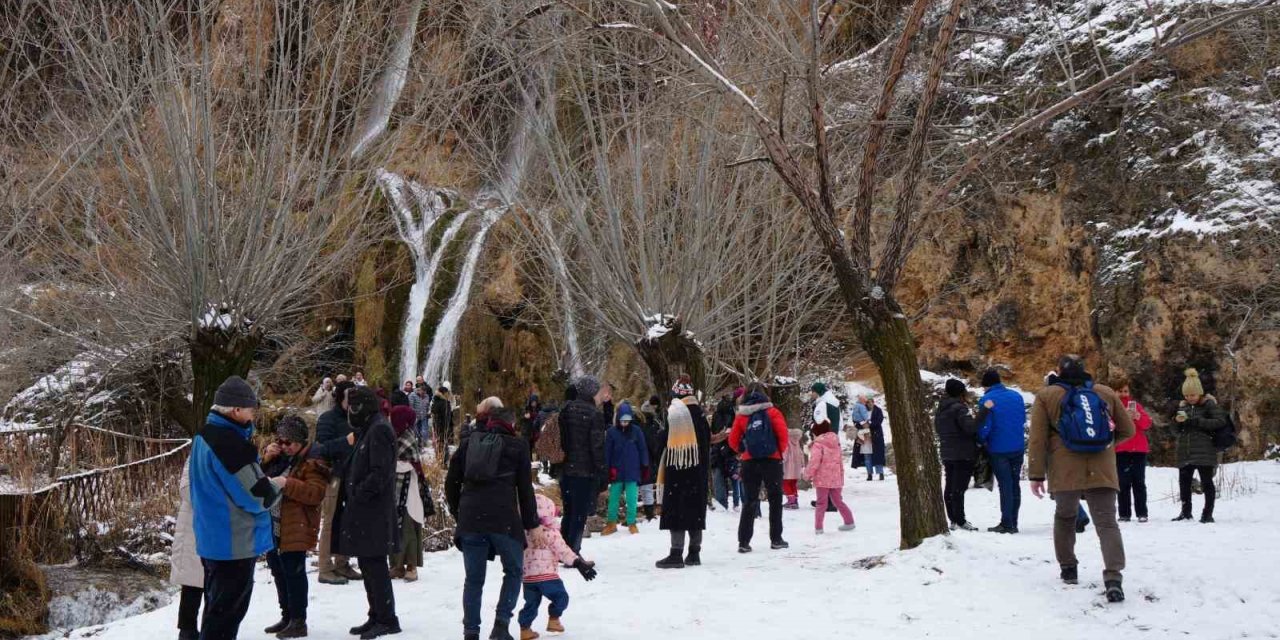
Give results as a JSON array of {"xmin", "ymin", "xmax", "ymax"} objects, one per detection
[
  {"xmin": 606, "ymin": 481, "xmax": 638, "ymax": 525},
  {"xmin": 391, "ymin": 517, "xmax": 423, "ymax": 568}
]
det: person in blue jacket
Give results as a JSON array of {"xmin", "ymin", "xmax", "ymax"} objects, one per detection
[
  {"xmin": 976, "ymin": 368, "xmax": 1027, "ymax": 534},
  {"xmin": 188, "ymin": 376, "xmax": 282, "ymax": 640},
  {"xmin": 602, "ymin": 402, "xmax": 649, "ymax": 536}
]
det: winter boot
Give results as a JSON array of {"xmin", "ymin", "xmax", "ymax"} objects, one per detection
[
  {"xmin": 1200, "ymin": 513, "xmax": 1215, "ymax": 524},
  {"xmin": 784, "ymin": 495, "xmax": 799, "ymax": 510},
  {"xmin": 276, "ymin": 619, "xmax": 308, "ymax": 639},
  {"xmin": 878, "ymin": 473, "xmax": 885, "ymax": 481},
  {"xmin": 1172, "ymin": 511, "xmax": 1194, "ymax": 522},
  {"xmin": 685, "ymin": 546, "xmax": 701, "ymax": 566},
  {"xmin": 178, "ymin": 630, "xmax": 199, "ymax": 640},
  {"xmin": 546, "ymin": 618, "xmax": 565, "ymax": 634},
  {"xmin": 389, "ymin": 566, "xmax": 405, "ymax": 580},
  {"xmin": 318, "ymin": 572, "xmax": 349, "ymax": 585},
  {"xmin": 1105, "ymin": 581, "xmax": 1125, "ymax": 603},
  {"xmin": 404, "ymin": 566, "xmax": 418, "ymax": 582},
  {"xmin": 838, "ymin": 523, "xmax": 857, "ymax": 532},
  {"xmin": 866, "ymin": 472, "xmax": 873, "ymax": 481},
  {"xmin": 488, "ymin": 621, "xmax": 515, "ymax": 640},
  {"xmin": 465, "ymin": 633, "xmax": 481, "ymax": 640},
  {"xmin": 655, "ymin": 549, "xmax": 686, "ymax": 569},
  {"xmin": 770, "ymin": 539, "xmax": 789, "ymax": 550},
  {"xmin": 349, "ymin": 619, "xmax": 376, "ymax": 636},
  {"xmin": 265, "ymin": 618, "xmax": 290, "ymax": 634},
  {"xmin": 601, "ymin": 523, "xmax": 618, "ymax": 536},
  {"xmin": 1060, "ymin": 566, "xmax": 1078, "ymax": 585},
  {"xmin": 361, "ymin": 620, "xmax": 402, "ymax": 639},
  {"xmin": 519, "ymin": 628, "xmax": 540, "ymax": 640},
  {"xmin": 335, "ymin": 565, "xmax": 364, "ymax": 581},
  {"xmin": 737, "ymin": 543, "xmax": 752, "ymax": 554}
]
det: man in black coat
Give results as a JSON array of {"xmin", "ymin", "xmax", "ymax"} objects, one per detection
[
  {"xmin": 556, "ymin": 375, "xmax": 608, "ymax": 554},
  {"xmin": 935, "ymin": 379, "xmax": 980, "ymax": 531},
  {"xmin": 445, "ymin": 407, "xmax": 540, "ymax": 640},
  {"xmin": 332, "ymin": 387, "xmax": 400, "ymax": 640},
  {"xmin": 311, "ymin": 380, "xmax": 360, "ymax": 584},
  {"xmin": 431, "ymin": 383, "xmax": 455, "ymax": 453}
]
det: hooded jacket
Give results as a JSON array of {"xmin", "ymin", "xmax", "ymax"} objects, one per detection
[
  {"xmin": 934, "ymin": 397, "xmax": 979, "ymax": 462},
  {"xmin": 605, "ymin": 402, "xmax": 650, "ymax": 483},
  {"xmin": 189, "ymin": 412, "xmax": 280, "ymax": 560},
  {"xmin": 803, "ymin": 432, "xmax": 844, "ymax": 489},
  {"xmin": 1173, "ymin": 395, "xmax": 1227, "ymax": 467},
  {"xmin": 522, "ymin": 494, "xmax": 580, "ymax": 584},
  {"xmin": 332, "ymin": 407, "xmax": 399, "ymax": 558},
  {"xmin": 728, "ymin": 394, "xmax": 790, "ymax": 462}
]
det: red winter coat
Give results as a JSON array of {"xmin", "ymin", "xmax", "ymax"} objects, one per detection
[
  {"xmin": 728, "ymin": 400, "xmax": 789, "ymax": 462},
  {"xmin": 1114, "ymin": 395, "xmax": 1152, "ymax": 454}
]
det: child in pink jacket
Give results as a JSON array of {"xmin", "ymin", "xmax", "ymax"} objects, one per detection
[
  {"xmin": 519, "ymin": 494, "xmax": 597, "ymax": 640},
  {"xmin": 803, "ymin": 422, "xmax": 856, "ymax": 534}
]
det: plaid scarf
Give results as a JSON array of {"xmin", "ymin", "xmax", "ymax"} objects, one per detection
[{"xmin": 396, "ymin": 428, "xmax": 423, "ymax": 464}]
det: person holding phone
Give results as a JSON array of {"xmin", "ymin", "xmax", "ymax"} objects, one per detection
[
  {"xmin": 1111, "ymin": 377, "xmax": 1152, "ymax": 522},
  {"xmin": 1172, "ymin": 368, "xmax": 1227, "ymax": 523}
]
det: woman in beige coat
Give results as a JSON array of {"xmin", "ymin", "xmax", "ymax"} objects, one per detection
[{"xmin": 170, "ymin": 461, "xmax": 203, "ymax": 640}]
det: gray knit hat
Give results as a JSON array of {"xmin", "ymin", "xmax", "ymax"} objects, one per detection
[
  {"xmin": 214, "ymin": 375, "xmax": 258, "ymax": 408},
  {"xmin": 275, "ymin": 415, "xmax": 309, "ymax": 444},
  {"xmin": 573, "ymin": 375, "xmax": 601, "ymax": 401}
]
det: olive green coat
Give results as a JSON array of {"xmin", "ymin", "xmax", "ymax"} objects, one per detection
[
  {"xmin": 1028, "ymin": 382, "xmax": 1136, "ymax": 493},
  {"xmin": 1173, "ymin": 396, "xmax": 1227, "ymax": 468}
]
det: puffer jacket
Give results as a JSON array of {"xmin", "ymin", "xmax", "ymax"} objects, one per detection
[
  {"xmin": 727, "ymin": 396, "xmax": 789, "ymax": 462},
  {"xmin": 558, "ymin": 399, "xmax": 607, "ymax": 481},
  {"xmin": 262, "ymin": 447, "xmax": 330, "ymax": 553},
  {"xmin": 522, "ymin": 494, "xmax": 580, "ymax": 584},
  {"xmin": 934, "ymin": 397, "xmax": 979, "ymax": 462},
  {"xmin": 803, "ymin": 432, "xmax": 844, "ymax": 489},
  {"xmin": 168, "ymin": 461, "xmax": 202, "ymax": 588},
  {"xmin": 1173, "ymin": 396, "xmax": 1227, "ymax": 467}
]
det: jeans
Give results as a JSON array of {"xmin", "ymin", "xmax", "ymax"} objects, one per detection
[
  {"xmin": 942, "ymin": 459, "xmax": 975, "ymax": 525},
  {"xmin": 517, "ymin": 579, "xmax": 569, "ymax": 629},
  {"xmin": 1178, "ymin": 465, "xmax": 1216, "ymax": 517},
  {"xmin": 200, "ymin": 557, "xmax": 256, "ymax": 640},
  {"xmin": 415, "ymin": 418, "xmax": 430, "ymax": 442},
  {"xmin": 862, "ymin": 454, "xmax": 884, "ymax": 476},
  {"xmin": 177, "ymin": 585, "xmax": 202, "ymax": 634},
  {"xmin": 606, "ymin": 481, "xmax": 638, "ymax": 525},
  {"xmin": 711, "ymin": 467, "xmax": 739, "ymax": 509},
  {"xmin": 459, "ymin": 533, "xmax": 525, "ymax": 633},
  {"xmin": 989, "ymin": 451, "xmax": 1024, "ymax": 529},
  {"xmin": 559, "ymin": 475, "xmax": 598, "ymax": 554},
  {"xmin": 266, "ymin": 550, "xmax": 308, "ymax": 621},
  {"xmin": 1054, "ymin": 489, "xmax": 1126, "ymax": 583},
  {"xmin": 356, "ymin": 556, "xmax": 398, "ymax": 625},
  {"xmin": 738, "ymin": 458, "xmax": 783, "ymax": 545},
  {"xmin": 1116, "ymin": 452, "xmax": 1148, "ymax": 519}
]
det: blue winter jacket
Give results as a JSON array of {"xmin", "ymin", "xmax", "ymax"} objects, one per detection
[
  {"xmin": 977, "ymin": 384, "xmax": 1028, "ymax": 454},
  {"xmin": 605, "ymin": 404, "xmax": 650, "ymax": 484},
  {"xmin": 189, "ymin": 412, "xmax": 280, "ymax": 560}
]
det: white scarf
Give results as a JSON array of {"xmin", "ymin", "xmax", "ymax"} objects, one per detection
[{"xmin": 813, "ymin": 390, "xmax": 840, "ymax": 424}]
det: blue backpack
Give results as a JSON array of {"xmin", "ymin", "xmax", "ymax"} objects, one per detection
[
  {"xmin": 1055, "ymin": 382, "xmax": 1113, "ymax": 453},
  {"xmin": 743, "ymin": 409, "xmax": 778, "ymax": 458}
]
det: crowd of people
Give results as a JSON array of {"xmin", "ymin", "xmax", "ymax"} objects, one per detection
[{"xmin": 168, "ymin": 357, "xmax": 1232, "ymax": 639}]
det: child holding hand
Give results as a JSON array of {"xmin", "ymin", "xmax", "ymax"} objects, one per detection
[{"xmin": 519, "ymin": 494, "xmax": 598, "ymax": 639}]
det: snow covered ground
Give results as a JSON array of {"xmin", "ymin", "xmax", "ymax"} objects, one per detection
[{"xmin": 46, "ymin": 461, "xmax": 1280, "ymax": 640}]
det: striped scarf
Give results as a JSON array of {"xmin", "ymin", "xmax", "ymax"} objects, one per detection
[{"xmin": 657, "ymin": 398, "xmax": 699, "ymax": 487}]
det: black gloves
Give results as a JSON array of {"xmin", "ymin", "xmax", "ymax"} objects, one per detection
[{"xmin": 573, "ymin": 558, "xmax": 597, "ymax": 581}]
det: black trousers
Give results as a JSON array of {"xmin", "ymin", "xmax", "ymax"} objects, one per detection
[
  {"xmin": 738, "ymin": 459, "xmax": 783, "ymax": 545},
  {"xmin": 357, "ymin": 555, "xmax": 399, "ymax": 625},
  {"xmin": 200, "ymin": 557, "xmax": 256, "ymax": 640},
  {"xmin": 177, "ymin": 585, "xmax": 202, "ymax": 633},
  {"xmin": 1116, "ymin": 452, "xmax": 1148, "ymax": 519},
  {"xmin": 1178, "ymin": 465, "xmax": 1216, "ymax": 517},
  {"xmin": 942, "ymin": 459, "xmax": 975, "ymax": 525},
  {"xmin": 266, "ymin": 549, "xmax": 309, "ymax": 621}
]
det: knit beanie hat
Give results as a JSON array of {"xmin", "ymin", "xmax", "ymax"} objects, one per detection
[
  {"xmin": 573, "ymin": 375, "xmax": 601, "ymax": 401},
  {"xmin": 733, "ymin": 386, "xmax": 746, "ymax": 400},
  {"xmin": 275, "ymin": 415, "xmax": 309, "ymax": 444},
  {"xmin": 810, "ymin": 381, "xmax": 828, "ymax": 396},
  {"xmin": 214, "ymin": 375, "xmax": 258, "ymax": 408},
  {"xmin": 980, "ymin": 368, "xmax": 1002, "ymax": 388},
  {"xmin": 347, "ymin": 387, "xmax": 381, "ymax": 429},
  {"xmin": 944, "ymin": 378, "xmax": 967, "ymax": 399},
  {"xmin": 389, "ymin": 405, "xmax": 416, "ymax": 436},
  {"xmin": 332, "ymin": 380, "xmax": 356, "ymax": 406},
  {"xmin": 1182, "ymin": 368, "xmax": 1205, "ymax": 398},
  {"xmin": 671, "ymin": 374, "xmax": 695, "ymax": 399}
]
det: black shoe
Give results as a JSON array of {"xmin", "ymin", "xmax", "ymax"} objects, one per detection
[
  {"xmin": 810, "ymin": 500, "xmax": 818, "ymax": 507},
  {"xmin": 277, "ymin": 619, "xmax": 309, "ymax": 639},
  {"xmin": 361, "ymin": 621, "xmax": 401, "ymax": 640},
  {"xmin": 487, "ymin": 621, "xmax": 513, "ymax": 640},
  {"xmin": 1173, "ymin": 513, "xmax": 1194, "ymax": 522},
  {"xmin": 265, "ymin": 618, "xmax": 290, "ymax": 634},
  {"xmin": 1105, "ymin": 580, "xmax": 1125, "ymax": 603},
  {"xmin": 178, "ymin": 630, "xmax": 199, "ymax": 640},
  {"xmin": 988, "ymin": 524, "xmax": 1017, "ymax": 534},
  {"xmin": 878, "ymin": 473, "xmax": 885, "ymax": 481},
  {"xmin": 464, "ymin": 633, "xmax": 480, "ymax": 640},
  {"xmin": 738, "ymin": 544, "xmax": 752, "ymax": 554},
  {"xmin": 1060, "ymin": 566, "xmax": 1078, "ymax": 585},
  {"xmin": 866, "ymin": 474, "xmax": 873, "ymax": 481},
  {"xmin": 1200, "ymin": 514, "xmax": 1215, "ymax": 524},
  {"xmin": 655, "ymin": 549, "xmax": 685, "ymax": 569},
  {"xmin": 350, "ymin": 619, "xmax": 376, "ymax": 636},
  {"xmin": 685, "ymin": 546, "xmax": 701, "ymax": 566},
  {"xmin": 770, "ymin": 540, "xmax": 789, "ymax": 550}
]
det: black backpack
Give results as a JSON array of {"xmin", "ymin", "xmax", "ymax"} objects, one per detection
[
  {"xmin": 464, "ymin": 431, "xmax": 510, "ymax": 483},
  {"xmin": 1212, "ymin": 413, "xmax": 1238, "ymax": 452}
]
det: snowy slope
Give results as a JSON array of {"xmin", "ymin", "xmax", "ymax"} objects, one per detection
[{"xmin": 45, "ymin": 462, "xmax": 1280, "ymax": 640}]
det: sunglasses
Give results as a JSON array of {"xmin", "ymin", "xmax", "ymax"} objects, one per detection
[{"xmin": 276, "ymin": 439, "xmax": 295, "ymax": 447}]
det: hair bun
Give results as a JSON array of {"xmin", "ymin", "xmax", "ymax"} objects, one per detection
[{"xmin": 1184, "ymin": 368, "xmax": 1200, "ymax": 378}]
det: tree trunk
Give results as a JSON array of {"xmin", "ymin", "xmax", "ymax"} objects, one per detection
[
  {"xmin": 189, "ymin": 328, "xmax": 262, "ymax": 435},
  {"xmin": 635, "ymin": 319, "xmax": 707, "ymax": 400},
  {"xmin": 856, "ymin": 308, "xmax": 949, "ymax": 548}
]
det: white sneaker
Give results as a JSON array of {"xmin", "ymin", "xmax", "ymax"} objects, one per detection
[
  {"xmin": 838, "ymin": 523, "xmax": 856, "ymax": 532},
  {"xmin": 815, "ymin": 529, "xmax": 825, "ymax": 535}
]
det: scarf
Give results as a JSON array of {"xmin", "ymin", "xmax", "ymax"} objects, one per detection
[{"xmin": 657, "ymin": 397, "xmax": 699, "ymax": 487}]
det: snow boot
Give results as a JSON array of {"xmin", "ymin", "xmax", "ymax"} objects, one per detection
[
  {"xmin": 1172, "ymin": 511, "xmax": 1194, "ymax": 522},
  {"xmin": 265, "ymin": 618, "xmax": 290, "ymax": 634},
  {"xmin": 1105, "ymin": 581, "xmax": 1125, "ymax": 603},
  {"xmin": 737, "ymin": 543, "xmax": 752, "ymax": 554},
  {"xmin": 276, "ymin": 619, "xmax": 308, "ymax": 639},
  {"xmin": 601, "ymin": 523, "xmax": 618, "ymax": 536},
  {"xmin": 318, "ymin": 572, "xmax": 349, "ymax": 585},
  {"xmin": 1060, "ymin": 566, "xmax": 1078, "ymax": 585},
  {"xmin": 349, "ymin": 619, "xmax": 376, "ymax": 636},
  {"xmin": 519, "ymin": 628, "xmax": 540, "ymax": 640},
  {"xmin": 685, "ymin": 546, "xmax": 701, "ymax": 566},
  {"xmin": 655, "ymin": 549, "xmax": 685, "ymax": 569},
  {"xmin": 627, "ymin": 524, "xmax": 640, "ymax": 535},
  {"xmin": 643, "ymin": 505, "xmax": 655, "ymax": 521},
  {"xmin": 404, "ymin": 566, "xmax": 418, "ymax": 582},
  {"xmin": 838, "ymin": 523, "xmax": 857, "ymax": 532},
  {"xmin": 546, "ymin": 618, "xmax": 565, "ymax": 634},
  {"xmin": 1200, "ymin": 513, "xmax": 1215, "ymax": 524},
  {"xmin": 489, "ymin": 621, "xmax": 514, "ymax": 640},
  {"xmin": 770, "ymin": 539, "xmax": 789, "ymax": 550},
  {"xmin": 866, "ymin": 473, "xmax": 873, "ymax": 481},
  {"xmin": 988, "ymin": 524, "xmax": 1017, "ymax": 534},
  {"xmin": 361, "ymin": 621, "xmax": 401, "ymax": 639},
  {"xmin": 390, "ymin": 566, "xmax": 405, "ymax": 580},
  {"xmin": 784, "ymin": 496, "xmax": 799, "ymax": 510},
  {"xmin": 878, "ymin": 473, "xmax": 885, "ymax": 481}
]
